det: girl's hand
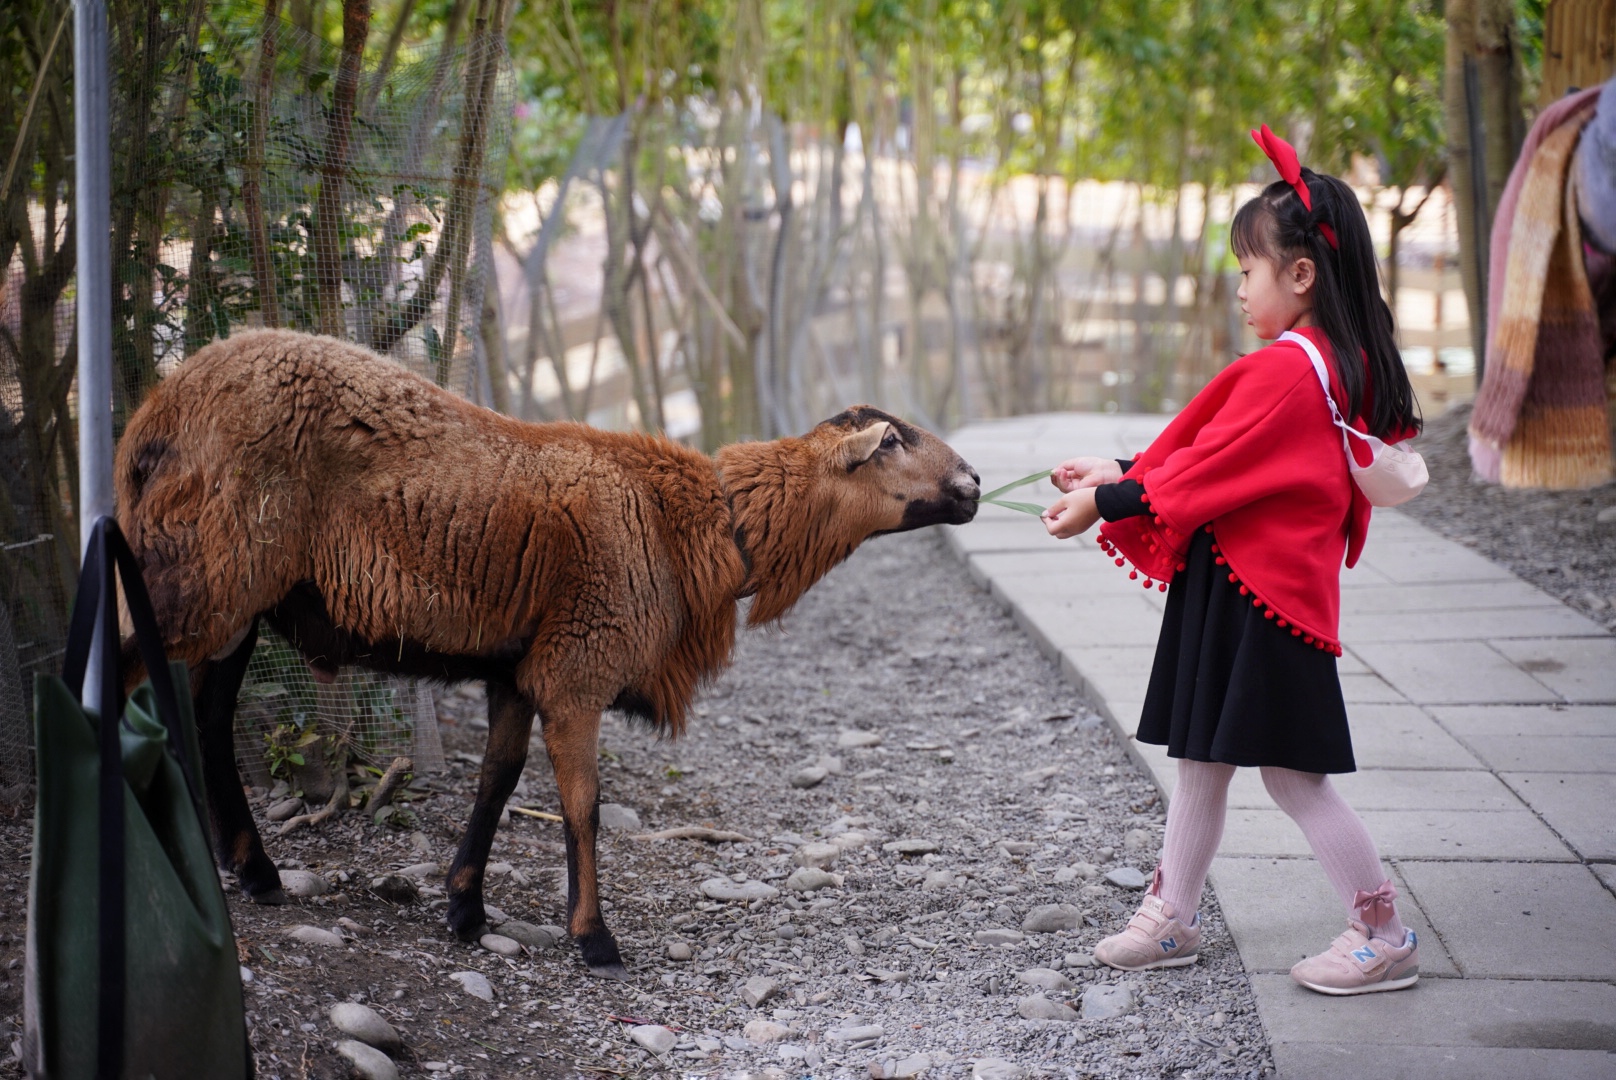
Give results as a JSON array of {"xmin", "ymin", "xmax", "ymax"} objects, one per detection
[
  {"xmin": 1051, "ymin": 456, "xmax": 1123, "ymax": 493},
  {"xmin": 1043, "ymin": 487, "xmax": 1101, "ymax": 539}
]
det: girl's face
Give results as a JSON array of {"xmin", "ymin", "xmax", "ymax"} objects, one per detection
[{"xmin": 1237, "ymin": 253, "xmax": 1314, "ymax": 339}]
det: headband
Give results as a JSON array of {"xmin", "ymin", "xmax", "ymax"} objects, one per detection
[{"xmin": 1250, "ymin": 123, "xmax": 1339, "ymax": 250}]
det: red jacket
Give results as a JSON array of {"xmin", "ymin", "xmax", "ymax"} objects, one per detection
[{"xmin": 1096, "ymin": 327, "xmax": 1373, "ymax": 655}]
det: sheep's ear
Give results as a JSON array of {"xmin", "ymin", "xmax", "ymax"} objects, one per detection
[{"xmin": 839, "ymin": 421, "xmax": 890, "ymax": 471}]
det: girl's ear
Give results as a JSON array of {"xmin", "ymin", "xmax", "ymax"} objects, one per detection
[{"xmin": 1290, "ymin": 257, "xmax": 1317, "ymax": 294}]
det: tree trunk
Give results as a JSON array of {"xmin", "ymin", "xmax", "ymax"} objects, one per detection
[
  {"xmin": 244, "ymin": 0, "xmax": 283, "ymax": 328},
  {"xmin": 313, "ymin": 0, "xmax": 371, "ymax": 339},
  {"xmin": 1445, "ymin": 0, "xmax": 1525, "ymax": 371}
]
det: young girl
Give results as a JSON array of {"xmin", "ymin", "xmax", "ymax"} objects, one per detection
[{"xmin": 1041, "ymin": 126, "xmax": 1422, "ymax": 996}]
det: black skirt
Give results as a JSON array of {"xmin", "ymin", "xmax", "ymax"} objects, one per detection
[{"xmin": 1136, "ymin": 527, "xmax": 1355, "ymax": 773}]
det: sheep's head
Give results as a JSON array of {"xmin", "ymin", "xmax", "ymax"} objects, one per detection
[
  {"xmin": 717, "ymin": 407, "xmax": 980, "ymax": 624},
  {"xmin": 811, "ymin": 406, "xmax": 980, "ymax": 533}
]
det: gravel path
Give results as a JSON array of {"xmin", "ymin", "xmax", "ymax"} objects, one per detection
[
  {"xmin": 1402, "ymin": 403, "xmax": 1616, "ymax": 630},
  {"xmin": 0, "ymin": 530, "xmax": 1273, "ymax": 1080}
]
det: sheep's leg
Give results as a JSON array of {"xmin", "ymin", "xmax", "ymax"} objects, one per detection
[
  {"xmin": 541, "ymin": 703, "xmax": 625, "ymax": 979},
  {"xmin": 445, "ymin": 679, "xmax": 536, "ymax": 942},
  {"xmin": 196, "ymin": 619, "xmax": 286, "ymax": 904}
]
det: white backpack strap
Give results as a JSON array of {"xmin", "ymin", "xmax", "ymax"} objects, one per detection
[{"xmin": 1278, "ymin": 330, "xmax": 1371, "ymax": 448}]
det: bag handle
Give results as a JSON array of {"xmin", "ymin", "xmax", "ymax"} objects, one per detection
[
  {"xmin": 57, "ymin": 516, "xmax": 206, "ymax": 1080},
  {"xmin": 61, "ymin": 519, "xmax": 203, "ymax": 821},
  {"xmin": 1277, "ymin": 330, "xmax": 1378, "ymax": 449}
]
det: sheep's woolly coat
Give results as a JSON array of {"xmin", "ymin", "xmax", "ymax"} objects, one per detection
[{"xmin": 119, "ymin": 330, "xmax": 746, "ymax": 735}]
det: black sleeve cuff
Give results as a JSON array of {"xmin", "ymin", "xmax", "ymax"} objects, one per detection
[
  {"xmin": 1095, "ymin": 479, "xmax": 1149, "ymax": 522},
  {"xmin": 1116, "ymin": 458, "xmax": 1135, "ymax": 475}
]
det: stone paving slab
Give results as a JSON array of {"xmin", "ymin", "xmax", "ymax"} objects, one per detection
[
  {"xmin": 1339, "ymin": 606, "xmax": 1609, "ymax": 642},
  {"xmin": 1395, "ymin": 862, "xmax": 1616, "ymax": 979},
  {"xmin": 1348, "ymin": 641, "xmax": 1562, "ymax": 705},
  {"xmin": 1427, "ymin": 703, "xmax": 1616, "ymax": 737},
  {"xmin": 1209, "ymin": 857, "xmax": 1458, "ymax": 976},
  {"xmin": 1487, "ymin": 638, "xmax": 1616, "ymax": 704},
  {"xmin": 1271, "ymin": 1043, "xmax": 1616, "ymax": 1080},
  {"xmin": 1339, "ymin": 704, "xmax": 1486, "ymax": 769},
  {"xmin": 1466, "ymin": 734, "xmax": 1616, "ymax": 772},
  {"xmin": 1332, "ymin": 579, "xmax": 1581, "ymax": 612},
  {"xmin": 1499, "ymin": 773, "xmax": 1616, "ymax": 860},
  {"xmin": 1220, "ymin": 807, "xmax": 1576, "ymax": 861},
  {"xmin": 1251, "ymin": 972, "xmax": 1616, "ymax": 1045},
  {"xmin": 1352, "ymin": 540, "xmax": 1520, "ymax": 584}
]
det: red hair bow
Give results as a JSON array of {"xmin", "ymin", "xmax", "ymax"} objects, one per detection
[{"xmin": 1250, "ymin": 123, "xmax": 1338, "ymax": 250}]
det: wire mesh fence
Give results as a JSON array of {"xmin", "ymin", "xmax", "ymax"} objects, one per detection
[{"xmin": 1, "ymin": 0, "xmax": 511, "ymax": 800}]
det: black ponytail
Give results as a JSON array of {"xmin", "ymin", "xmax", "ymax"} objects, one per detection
[{"xmin": 1230, "ymin": 173, "xmax": 1421, "ymax": 439}]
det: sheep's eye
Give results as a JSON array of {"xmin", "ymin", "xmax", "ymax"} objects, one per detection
[{"xmin": 880, "ymin": 431, "xmax": 900, "ymax": 450}]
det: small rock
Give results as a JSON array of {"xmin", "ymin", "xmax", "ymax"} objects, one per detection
[
  {"xmin": 1016, "ymin": 994, "xmax": 1077, "ymax": 1022},
  {"xmin": 1063, "ymin": 951, "xmax": 1097, "ymax": 969},
  {"xmin": 700, "ymin": 878, "xmax": 779, "ymax": 902},
  {"xmin": 329, "ymin": 1003, "xmax": 401, "ymax": 1054},
  {"xmin": 837, "ymin": 730, "xmax": 882, "ymax": 749},
  {"xmin": 828, "ymin": 1024, "xmax": 884, "ymax": 1043},
  {"xmin": 278, "ymin": 869, "xmax": 328, "ymax": 897},
  {"xmin": 743, "ymin": 1020, "xmax": 791, "ymax": 1044},
  {"xmin": 369, "ymin": 875, "xmax": 419, "ymax": 903},
  {"xmin": 1597, "ymin": 506, "xmax": 1616, "ymax": 525},
  {"xmin": 479, "ymin": 934, "xmax": 522, "ymax": 957},
  {"xmin": 741, "ymin": 976, "xmax": 780, "ymax": 1007},
  {"xmin": 831, "ymin": 831, "xmax": 872, "ymax": 851},
  {"xmin": 972, "ymin": 1058, "xmax": 1026, "ymax": 1080},
  {"xmin": 1104, "ymin": 867, "xmax": 1148, "ymax": 890},
  {"xmin": 265, "ymin": 797, "xmax": 303, "ymax": 822},
  {"xmin": 1122, "ymin": 828, "xmax": 1155, "ymax": 851},
  {"xmin": 786, "ymin": 867, "xmax": 837, "ymax": 892},
  {"xmin": 629, "ymin": 1025, "xmax": 677, "ymax": 1054},
  {"xmin": 1022, "ymin": 903, "xmax": 1082, "ymax": 933},
  {"xmin": 666, "ymin": 941, "xmax": 693, "ymax": 961},
  {"xmin": 335, "ymin": 1039, "xmax": 398, "ymax": 1080},
  {"xmin": 694, "ymin": 1036, "xmax": 722, "ymax": 1052},
  {"xmin": 793, "ymin": 843, "xmax": 841, "ymax": 869},
  {"xmin": 892, "ymin": 1054, "xmax": 932, "ymax": 1078},
  {"xmin": 922, "ymin": 869, "xmax": 956, "ymax": 891},
  {"xmin": 844, "ymin": 934, "xmax": 866, "ymax": 956},
  {"xmin": 286, "ymin": 925, "xmax": 344, "ymax": 948},
  {"xmin": 1080, "ymin": 983, "xmax": 1134, "ymax": 1020},
  {"xmin": 998, "ymin": 841, "xmax": 1037, "ymax": 856},
  {"xmin": 598, "ymin": 803, "xmax": 641, "ymax": 832},
  {"xmin": 973, "ymin": 929, "xmax": 1024, "ymax": 946},
  {"xmin": 498, "ymin": 921, "xmax": 560, "ymax": 949},
  {"xmin": 1018, "ymin": 967, "xmax": 1074, "ymax": 992},
  {"xmin": 449, "ymin": 971, "xmax": 495, "ymax": 1002},
  {"xmin": 1052, "ymin": 866, "xmax": 1080, "ymax": 884},
  {"xmin": 882, "ymin": 839, "xmax": 939, "ymax": 856},
  {"xmin": 398, "ymin": 862, "xmax": 438, "ymax": 880},
  {"xmin": 790, "ymin": 766, "xmax": 829, "ymax": 789},
  {"xmin": 335, "ymin": 917, "xmax": 366, "ymax": 938},
  {"xmin": 1070, "ymin": 862, "xmax": 1100, "ymax": 880}
]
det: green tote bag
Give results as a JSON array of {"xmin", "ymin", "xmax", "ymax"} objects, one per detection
[{"xmin": 23, "ymin": 517, "xmax": 251, "ymax": 1079}]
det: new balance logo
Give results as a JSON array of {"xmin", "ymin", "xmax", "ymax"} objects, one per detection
[
  {"xmin": 1160, "ymin": 937, "xmax": 1177, "ymax": 952},
  {"xmin": 1351, "ymin": 945, "xmax": 1377, "ymax": 963}
]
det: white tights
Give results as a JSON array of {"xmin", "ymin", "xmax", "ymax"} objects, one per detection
[{"xmin": 1156, "ymin": 759, "xmax": 1406, "ymax": 942}]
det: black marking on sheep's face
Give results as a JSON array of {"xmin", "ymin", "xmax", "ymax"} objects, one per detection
[{"xmin": 128, "ymin": 436, "xmax": 173, "ymax": 498}]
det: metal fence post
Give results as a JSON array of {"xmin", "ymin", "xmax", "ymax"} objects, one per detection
[{"xmin": 75, "ymin": 0, "xmax": 113, "ymax": 700}]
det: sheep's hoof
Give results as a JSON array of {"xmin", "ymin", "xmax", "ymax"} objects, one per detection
[
  {"xmin": 579, "ymin": 930, "xmax": 626, "ymax": 980},
  {"xmin": 247, "ymin": 887, "xmax": 288, "ymax": 906},
  {"xmin": 446, "ymin": 897, "xmax": 490, "ymax": 942}
]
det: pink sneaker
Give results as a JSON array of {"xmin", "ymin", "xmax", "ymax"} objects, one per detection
[
  {"xmin": 1290, "ymin": 921, "xmax": 1419, "ymax": 996},
  {"xmin": 1094, "ymin": 893, "xmax": 1201, "ymax": 971}
]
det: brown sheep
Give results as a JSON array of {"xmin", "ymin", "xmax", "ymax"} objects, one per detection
[{"xmin": 115, "ymin": 329, "xmax": 979, "ymax": 977}]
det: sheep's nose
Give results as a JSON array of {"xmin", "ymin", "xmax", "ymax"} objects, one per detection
[{"xmin": 952, "ymin": 472, "xmax": 980, "ymax": 501}]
